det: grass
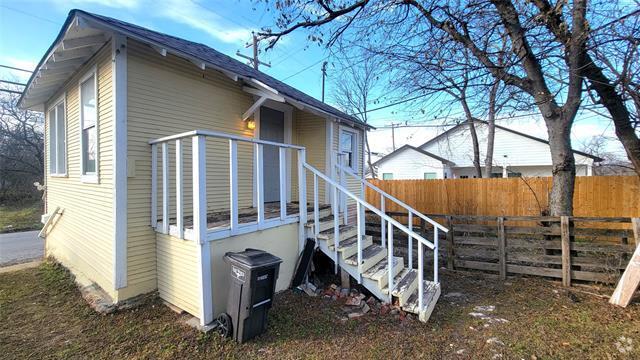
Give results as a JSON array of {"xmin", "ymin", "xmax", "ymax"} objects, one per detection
[
  {"xmin": 1, "ymin": 262, "xmax": 639, "ymax": 359},
  {"xmin": 0, "ymin": 201, "xmax": 42, "ymax": 233}
]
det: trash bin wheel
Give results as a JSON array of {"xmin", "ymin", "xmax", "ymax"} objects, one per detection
[{"xmin": 216, "ymin": 313, "xmax": 232, "ymax": 338}]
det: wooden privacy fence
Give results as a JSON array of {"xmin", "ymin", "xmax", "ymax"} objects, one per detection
[
  {"xmin": 365, "ymin": 213, "xmax": 640, "ymax": 285},
  {"xmin": 366, "ymin": 176, "xmax": 640, "ymax": 220}
]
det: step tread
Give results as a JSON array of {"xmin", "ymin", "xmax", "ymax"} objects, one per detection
[
  {"xmin": 381, "ymin": 268, "xmax": 411, "ymax": 294},
  {"xmin": 391, "ymin": 269, "xmax": 418, "ymax": 297},
  {"xmin": 328, "ymin": 235, "xmax": 370, "ymax": 251},
  {"xmin": 317, "ymin": 224, "xmax": 356, "ymax": 239},
  {"xmin": 344, "ymin": 244, "xmax": 384, "ymax": 266},
  {"xmin": 362, "ymin": 256, "xmax": 402, "ymax": 280},
  {"xmin": 403, "ymin": 281, "xmax": 441, "ymax": 314}
]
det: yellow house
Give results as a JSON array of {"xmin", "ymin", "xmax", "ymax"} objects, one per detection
[{"xmin": 20, "ymin": 9, "xmax": 446, "ymax": 327}]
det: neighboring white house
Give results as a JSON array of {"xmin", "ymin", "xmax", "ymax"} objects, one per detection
[{"xmin": 372, "ymin": 121, "xmax": 602, "ymax": 179}]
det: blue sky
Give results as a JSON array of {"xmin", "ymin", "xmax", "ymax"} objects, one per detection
[{"xmin": 0, "ymin": 0, "xmax": 625, "ymax": 157}]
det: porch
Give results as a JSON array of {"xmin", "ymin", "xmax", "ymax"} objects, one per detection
[{"xmin": 148, "ymin": 128, "xmax": 445, "ymax": 328}]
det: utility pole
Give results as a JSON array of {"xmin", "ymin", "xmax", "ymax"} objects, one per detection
[
  {"xmin": 321, "ymin": 61, "xmax": 328, "ymax": 102},
  {"xmin": 389, "ymin": 122, "xmax": 401, "ymax": 151},
  {"xmin": 236, "ymin": 33, "xmax": 271, "ymax": 71}
]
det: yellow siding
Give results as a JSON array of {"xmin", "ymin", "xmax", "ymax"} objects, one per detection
[
  {"xmin": 291, "ymin": 110, "xmax": 327, "ymax": 203},
  {"xmin": 125, "ymin": 39, "xmax": 256, "ymax": 297},
  {"xmin": 44, "ymin": 44, "xmax": 115, "ymax": 298},
  {"xmin": 156, "ymin": 233, "xmax": 201, "ymax": 316},
  {"xmin": 210, "ymin": 223, "xmax": 298, "ymax": 317}
]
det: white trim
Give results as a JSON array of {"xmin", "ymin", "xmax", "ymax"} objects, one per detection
[
  {"xmin": 47, "ymin": 93, "xmax": 67, "ymax": 177},
  {"xmin": 325, "ymin": 119, "xmax": 334, "ymax": 204},
  {"xmin": 338, "ymin": 125, "xmax": 359, "ymax": 174},
  {"xmin": 78, "ymin": 64, "xmax": 99, "ymax": 183},
  {"xmin": 253, "ymin": 100, "xmax": 293, "ymax": 203},
  {"xmin": 112, "ymin": 34, "xmax": 128, "ymax": 289},
  {"xmin": 192, "ymin": 135, "xmax": 213, "ymax": 325}
]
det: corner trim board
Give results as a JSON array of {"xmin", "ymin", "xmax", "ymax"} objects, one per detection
[{"xmin": 112, "ymin": 34, "xmax": 128, "ymax": 290}]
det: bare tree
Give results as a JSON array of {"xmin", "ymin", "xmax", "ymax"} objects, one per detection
[
  {"xmin": 330, "ymin": 47, "xmax": 382, "ymax": 177},
  {"xmin": 259, "ymin": 0, "xmax": 604, "ymax": 215},
  {"xmin": 0, "ymin": 87, "xmax": 44, "ymax": 203}
]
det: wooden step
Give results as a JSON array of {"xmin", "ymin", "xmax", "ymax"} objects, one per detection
[
  {"xmin": 328, "ymin": 235, "xmax": 373, "ymax": 259},
  {"xmin": 391, "ymin": 269, "xmax": 418, "ymax": 306},
  {"xmin": 362, "ymin": 256, "xmax": 404, "ymax": 289},
  {"xmin": 402, "ymin": 281, "xmax": 441, "ymax": 322},
  {"xmin": 381, "ymin": 269, "xmax": 419, "ymax": 306},
  {"xmin": 307, "ymin": 206, "xmax": 332, "ymax": 220},
  {"xmin": 306, "ymin": 215, "xmax": 342, "ymax": 232},
  {"xmin": 344, "ymin": 244, "xmax": 386, "ymax": 272},
  {"xmin": 317, "ymin": 225, "xmax": 357, "ymax": 245}
]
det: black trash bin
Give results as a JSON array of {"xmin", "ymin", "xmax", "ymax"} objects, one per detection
[{"xmin": 218, "ymin": 248, "xmax": 282, "ymax": 343}]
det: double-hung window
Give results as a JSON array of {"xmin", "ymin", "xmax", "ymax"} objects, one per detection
[
  {"xmin": 48, "ymin": 98, "xmax": 66, "ymax": 176},
  {"xmin": 79, "ymin": 69, "xmax": 98, "ymax": 182},
  {"xmin": 339, "ymin": 128, "xmax": 357, "ymax": 172}
]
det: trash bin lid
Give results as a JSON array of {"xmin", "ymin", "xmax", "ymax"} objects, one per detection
[{"xmin": 224, "ymin": 248, "xmax": 283, "ymax": 269}]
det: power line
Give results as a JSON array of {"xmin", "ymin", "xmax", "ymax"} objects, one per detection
[
  {"xmin": 0, "ymin": 64, "xmax": 33, "ymax": 73},
  {"xmin": 0, "ymin": 4, "xmax": 60, "ymax": 25},
  {"xmin": 0, "ymin": 89, "xmax": 23, "ymax": 95},
  {"xmin": 0, "ymin": 80, "xmax": 26, "ymax": 86},
  {"xmin": 281, "ymin": 57, "xmax": 329, "ymax": 81}
]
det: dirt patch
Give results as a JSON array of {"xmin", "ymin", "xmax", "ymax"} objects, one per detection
[{"xmin": 1, "ymin": 262, "xmax": 639, "ymax": 359}]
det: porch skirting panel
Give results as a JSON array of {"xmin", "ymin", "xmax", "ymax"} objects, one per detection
[
  {"xmin": 156, "ymin": 222, "xmax": 299, "ymax": 321},
  {"xmin": 210, "ymin": 222, "xmax": 299, "ymax": 317}
]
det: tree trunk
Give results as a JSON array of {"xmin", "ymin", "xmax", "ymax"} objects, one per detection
[
  {"xmin": 365, "ymin": 132, "xmax": 375, "ymax": 177},
  {"xmin": 546, "ymin": 118, "xmax": 576, "ymax": 216},
  {"xmin": 468, "ymin": 120, "xmax": 483, "ymax": 178},
  {"xmin": 460, "ymin": 99, "xmax": 483, "ymax": 178},
  {"xmin": 484, "ymin": 82, "xmax": 499, "ymax": 177},
  {"xmin": 581, "ymin": 56, "xmax": 640, "ymax": 179}
]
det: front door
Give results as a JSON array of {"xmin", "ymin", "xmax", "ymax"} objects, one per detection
[{"xmin": 259, "ymin": 106, "xmax": 285, "ymax": 203}]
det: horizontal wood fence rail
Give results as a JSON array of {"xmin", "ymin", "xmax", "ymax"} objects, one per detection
[
  {"xmin": 365, "ymin": 212, "xmax": 639, "ymax": 286},
  {"xmin": 366, "ymin": 177, "xmax": 640, "ymax": 222}
]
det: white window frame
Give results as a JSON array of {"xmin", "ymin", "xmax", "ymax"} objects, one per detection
[
  {"xmin": 338, "ymin": 126, "xmax": 358, "ymax": 173},
  {"xmin": 48, "ymin": 94, "xmax": 67, "ymax": 177},
  {"xmin": 79, "ymin": 66, "xmax": 99, "ymax": 183}
]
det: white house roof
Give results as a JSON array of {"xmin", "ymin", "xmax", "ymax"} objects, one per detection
[
  {"xmin": 18, "ymin": 9, "xmax": 374, "ymax": 130},
  {"xmin": 420, "ymin": 120, "xmax": 603, "ymax": 162},
  {"xmin": 372, "ymin": 144, "xmax": 455, "ymax": 167}
]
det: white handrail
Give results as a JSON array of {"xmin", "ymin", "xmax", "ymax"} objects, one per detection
[
  {"xmin": 304, "ymin": 162, "xmax": 435, "ymax": 250},
  {"xmin": 149, "ymin": 129, "xmax": 305, "ymax": 149},
  {"xmin": 334, "ymin": 161, "xmax": 448, "ymax": 233}
]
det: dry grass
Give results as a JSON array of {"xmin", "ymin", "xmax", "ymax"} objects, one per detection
[
  {"xmin": 1, "ymin": 262, "xmax": 639, "ymax": 359},
  {"xmin": 0, "ymin": 201, "xmax": 42, "ymax": 233}
]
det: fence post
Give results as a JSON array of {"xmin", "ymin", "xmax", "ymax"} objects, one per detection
[
  {"xmin": 446, "ymin": 216, "xmax": 454, "ymax": 270},
  {"xmin": 497, "ymin": 217, "xmax": 506, "ymax": 280},
  {"xmin": 632, "ymin": 218, "xmax": 640, "ymax": 248},
  {"xmin": 561, "ymin": 216, "xmax": 571, "ymax": 287}
]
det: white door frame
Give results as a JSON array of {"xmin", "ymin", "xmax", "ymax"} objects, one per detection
[{"xmin": 252, "ymin": 99, "xmax": 293, "ymax": 206}]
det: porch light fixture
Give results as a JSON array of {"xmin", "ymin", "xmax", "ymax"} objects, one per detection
[{"xmin": 246, "ymin": 118, "xmax": 256, "ymax": 130}]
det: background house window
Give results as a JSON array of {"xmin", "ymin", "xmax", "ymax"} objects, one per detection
[
  {"xmin": 339, "ymin": 128, "xmax": 357, "ymax": 171},
  {"xmin": 382, "ymin": 173, "xmax": 393, "ymax": 180},
  {"xmin": 48, "ymin": 101, "xmax": 66, "ymax": 175},
  {"xmin": 80, "ymin": 72, "xmax": 97, "ymax": 179},
  {"xmin": 423, "ymin": 172, "xmax": 437, "ymax": 179},
  {"xmin": 491, "ymin": 172, "xmax": 502, "ymax": 178},
  {"xmin": 508, "ymin": 172, "xmax": 522, "ymax": 178}
]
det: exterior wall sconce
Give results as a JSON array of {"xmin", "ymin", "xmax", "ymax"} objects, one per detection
[{"xmin": 246, "ymin": 119, "xmax": 256, "ymax": 130}]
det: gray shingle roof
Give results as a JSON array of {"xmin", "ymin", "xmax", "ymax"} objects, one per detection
[{"xmin": 76, "ymin": 9, "xmax": 371, "ymax": 129}]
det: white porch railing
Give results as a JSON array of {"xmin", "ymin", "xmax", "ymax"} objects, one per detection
[
  {"xmin": 149, "ymin": 129, "xmax": 307, "ymax": 244},
  {"xmin": 305, "ymin": 159, "xmax": 446, "ymax": 313}
]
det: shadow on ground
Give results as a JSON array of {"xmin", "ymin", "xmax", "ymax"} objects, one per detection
[{"xmin": 1, "ymin": 262, "xmax": 638, "ymax": 359}]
